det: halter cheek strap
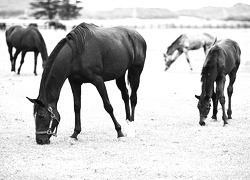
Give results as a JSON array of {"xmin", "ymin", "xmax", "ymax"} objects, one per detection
[{"xmin": 36, "ymin": 107, "xmax": 60, "ymax": 137}]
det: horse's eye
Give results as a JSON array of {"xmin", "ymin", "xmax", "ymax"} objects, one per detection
[{"xmin": 37, "ymin": 114, "xmax": 45, "ymax": 119}]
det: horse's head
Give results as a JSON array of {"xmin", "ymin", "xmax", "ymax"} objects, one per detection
[
  {"xmin": 195, "ymin": 95, "xmax": 211, "ymax": 126},
  {"xmin": 163, "ymin": 47, "xmax": 175, "ymax": 71},
  {"xmin": 27, "ymin": 97, "xmax": 60, "ymax": 145}
]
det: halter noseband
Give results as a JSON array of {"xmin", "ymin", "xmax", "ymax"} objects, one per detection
[{"xmin": 36, "ymin": 107, "xmax": 60, "ymax": 137}]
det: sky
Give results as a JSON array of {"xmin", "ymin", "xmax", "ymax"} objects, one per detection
[{"xmin": 83, "ymin": 0, "xmax": 250, "ymax": 11}]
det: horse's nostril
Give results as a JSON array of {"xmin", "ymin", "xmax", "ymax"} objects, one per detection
[{"xmin": 36, "ymin": 138, "xmax": 44, "ymax": 145}]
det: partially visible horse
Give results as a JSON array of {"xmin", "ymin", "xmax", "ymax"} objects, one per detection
[
  {"xmin": 195, "ymin": 39, "xmax": 241, "ymax": 126},
  {"xmin": 163, "ymin": 33, "xmax": 216, "ymax": 71},
  {"xmin": 0, "ymin": 22, "xmax": 6, "ymax": 30},
  {"xmin": 45, "ymin": 21, "xmax": 66, "ymax": 30},
  {"xmin": 28, "ymin": 23, "xmax": 38, "ymax": 28},
  {"xmin": 27, "ymin": 23, "xmax": 147, "ymax": 145},
  {"xmin": 5, "ymin": 25, "xmax": 48, "ymax": 75}
]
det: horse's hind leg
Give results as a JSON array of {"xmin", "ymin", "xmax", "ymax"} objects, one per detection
[
  {"xmin": 216, "ymin": 76, "xmax": 228, "ymax": 125},
  {"xmin": 93, "ymin": 76, "xmax": 124, "ymax": 138},
  {"xmin": 17, "ymin": 51, "xmax": 27, "ymax": 75},
  {"xmin": 12, "ymin": 49, "xmax": 21, "ymax": 72},
  {"xmin": 116, "ymin": 74, "xmax": 130, "ymax": 120},
  {"xmin": 227, "ymin": 69, "xmax": 238, "ymax": 119},
  {"xmin": 7, "ymin": 43, "xmax": 13, "ymax": 65},
  {"xmin": 128, "ymin": 66, "xmax": 143, "ymax": 122}
]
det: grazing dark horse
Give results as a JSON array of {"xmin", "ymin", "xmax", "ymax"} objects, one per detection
[
  {"xmin": 163, "ymin": 33, "xmax": 216, "ymax": 71},
  {"xmin": 27, "ymin": 23, "xmax": 147, "ymax": 145},
  {"xmin": 195, "ymin": 39, "xmax": 241, "ymax": 126},
  {"xmin": 5, "ymin": 25, "xmax": 48, "ymax": 75}
]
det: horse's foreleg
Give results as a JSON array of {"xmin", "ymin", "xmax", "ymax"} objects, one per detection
[
  {"xmin": 17, "ymin": 51, "xmax": 26, "ymax": 75},
  {"xmin": 33, "ymin": 51, "xmax": 39, "ymax": 75},
  {"xmin": 184, "ymin": 49, "xmax": 193, "ymax": 71},
  {"xmin": 211, "ymin": 89, "xmax": 218, "ymax": 120},
  {"xmin": 216, "ymin": 77, "xmax": 228, "ymax": 125},
  {"xmin": 93, "ymin": 76, "xmax": 124, "ymax": 138},
  {"xmin": 12, "ymin": 50, "xmax": 21, "ymax": 72},
  {"xmin": 69, "ymin": 79, "xmax": 82, "ymax": 140},
  {"xmin": 7, "ymin": 43, "xmax": 13, "ymax": 64}
]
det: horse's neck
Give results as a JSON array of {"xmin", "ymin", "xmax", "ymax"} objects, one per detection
[
  {"xmin": 40, "ymin": 61, "xmax": 68, "ymax": 106},
  {"xmin": 201, "ymin": 67, "xmax": 217, "ymax": 98},
  {"xmin": 169, "ymin": 42, "xmax": 180, "ymax": 55}
]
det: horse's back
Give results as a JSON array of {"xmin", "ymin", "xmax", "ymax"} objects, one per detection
[
  {"xmin": 209, "ymin": 39, "xmax": 240, "ymax": 74},
  {"xmin": 67, "ymin": 23, "xmax": 147, "ymax": 81},
  {"xmin": 6, "ymin": 25, "xmax": 43, "ymax": 50}
]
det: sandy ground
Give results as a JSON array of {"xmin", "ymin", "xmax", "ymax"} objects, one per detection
[{"xmin": 1, "ymin": 27, "xmax": 250, "ymax": 179}]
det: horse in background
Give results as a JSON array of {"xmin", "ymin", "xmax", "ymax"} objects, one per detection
[
  {"xmin": 45, "ymin": 21, "xmax": 66, "ymax": 31},
  {"xmin": 163, "ymin": 33, "xmax": 216, "ymax": 71},
  {"xmin": 5, "ymin": 25, "xmax": 48, "ymax": 75},
  {"xmin": 0, "ymin": 22, "xmax": 6, "ymax": 30},
  {"xmin": 195, "ymin": 39, "xmax": 241, "ymax": 126},
  {"xmin": 27, "ymin": 23, "xmax": 147, "ymax": 144}
]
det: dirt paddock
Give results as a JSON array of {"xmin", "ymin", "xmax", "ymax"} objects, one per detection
[{"xmin": 1, "ymin": 27, "xmax": 250, "ymax": 179}]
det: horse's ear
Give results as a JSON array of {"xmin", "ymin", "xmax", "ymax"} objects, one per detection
[
  {"xmin": 163, "ymin": 53, "xmax": 166, "ymax": 58},
  {"xmin": 195, "ymin": 95, "xmax": 200, "ymax": 100},
  {"xmin": 26, "ymin": 97, "xmax": 45, "ymax": 107}
]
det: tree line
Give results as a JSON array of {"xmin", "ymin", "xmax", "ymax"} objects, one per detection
[{"xmin": 30, "ymin": 0, "xmax": 83, "ymax": 20}]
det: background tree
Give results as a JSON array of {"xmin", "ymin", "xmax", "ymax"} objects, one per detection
[
  {"xmin": 58, "ymin": 0, "xmax": 83, "ymax": 20},
  {"xmin": 30, "ymin": 0, "xmax": 83, "ymax": 20},
  {"xmin": 30, "ymin": 0, "xmax": 60, "ymax": 19}
]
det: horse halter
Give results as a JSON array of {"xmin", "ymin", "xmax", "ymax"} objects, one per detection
[{"xmin": 36, "ymin": 107, "xmax": 60, "ymax": 137}]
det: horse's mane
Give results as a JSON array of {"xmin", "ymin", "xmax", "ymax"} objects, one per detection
[
  {"xmin": 201, "ymin": 45, "xmax": 220, "ymax": 82},
  {"xmin": 32, "ymin": 27, "xmax": 48, "ymax": 59},
  {"xmin": 40, "ymin": 23, "xmax": 98, "ymax": 90},
  {"xmin": 66, "ymin": 22, "xmax": 97, "ymax": 55},
  {"xmin": 167, "ymin": 34, "xmax": 185, "ymax": 54}
]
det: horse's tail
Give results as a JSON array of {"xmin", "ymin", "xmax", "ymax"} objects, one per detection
[
  {"xmin": 212, "ymin": 35, "xmax": 217, "ymax": 46},
  {"xmin": 127, "ymin": 29, "xmax": 147, "ymax": 88},
  {"xmin": 32, "ymin": 28, "xmax": 48, "ymax": 61}
]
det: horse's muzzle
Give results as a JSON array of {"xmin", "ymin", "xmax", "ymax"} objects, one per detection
[
  {"xmin": 36, "ymin": 136, "xmax": 50, "ymax": 145},
  {"xmin": 199, "ymin": 116, "xmax": 206, "ymax": 126}
]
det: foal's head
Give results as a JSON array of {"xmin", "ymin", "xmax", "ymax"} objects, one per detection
[
  {"xmin": 163, "ymin": 47, "xmax": 176, "ymax": 71},
  {"xmin": 195, "ymin": 95, "xmax": 211, "ymax": 126},
  {"xmin": 27, "ymin": 97, "xmax": 60, "ymax": 145}
]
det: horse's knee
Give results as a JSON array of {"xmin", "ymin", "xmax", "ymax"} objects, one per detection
[
  {"xmin": 227, "ymin": 85, "xmax": 233, "ymax": 96},
  {"xmin": 104, "ymin": 103, "xmax": 113, "ymax": 114}
]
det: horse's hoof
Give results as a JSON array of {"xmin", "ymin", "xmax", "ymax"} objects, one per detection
[
  {"xmin": 123, "ymin": 120, "xmax": 136, "ymax": 137},
  {"xmin": 67, "ymin": 137, "xmax": 77, "ymax": 145},
  {"xmin": 199, "ymin": 121, "xmax": 206, "ymax": 126}
]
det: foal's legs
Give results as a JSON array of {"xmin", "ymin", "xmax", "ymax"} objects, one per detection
[
  {"xmin": 17, "ymin": 51, "xmax": 26, "ymax": 75},
  {"xmin": 93, "ymin": 76, "xmax": 124, "ymax": 138},
  {"xmin": 216, "ymin": 76, "xmax": 228, "ymax": 125},
  {"xmin": 116, "ymin": 74, "xmax": 130, "ymax": 120},
  {"xmin": 211, "ymin": 86, "xmax": 218, "ymax": 120},
  {"xmin": 68, "ymin": 78, "xmax": 82, "ymax": 139},
  {"xmin": 227, "ymin": 69, "xmax": 238, "ymax": 119},
  {"xmin": 183, "ymin": 48, "xmax": 193, "ymax": 71}
]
